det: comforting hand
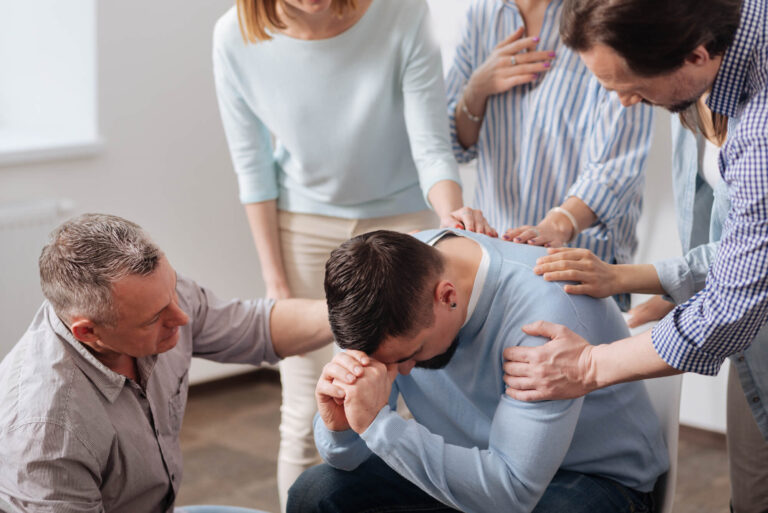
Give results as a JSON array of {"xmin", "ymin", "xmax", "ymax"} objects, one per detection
[
  {"xmin": 627, "ymin": 296, "xmax": 675, "ymax": 328},
  {"xmin": 465, "ymin": 27, "xmax": 555, "ymax": 104},
  {"xmin": 503, "ymin": 221, "xmax": 569, "ymax": 247},
  {"xmin": 335, "ymin": 359, "xmax": 398, "ymax": 434},
  {"xmin": 440, "ymin": 206, "xmax": 498, "ymax": 237},
  {"xmin": 503, "ymin": 321, "xmax": 597, "ymax": 401},
  {"xmin": 532, "ymin": 248, "xmax": 619, "ymax": 298},
  {"xmin": 316, "ymin": 350, "xmax": 370, "ymax": 431}
]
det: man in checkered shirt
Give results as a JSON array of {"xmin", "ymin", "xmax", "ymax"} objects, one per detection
[{"xmin": 502, "ymin": 0, "xmax": 768, "ymax": 511}]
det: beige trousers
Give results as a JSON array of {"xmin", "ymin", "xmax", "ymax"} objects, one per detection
[
  {"xmin": 727, "ymin": 367, "xmax": 768, "ymax": 513},
  {"xmin": 275, "ymin": 209, "xmax": 437, "ymax": 512}
]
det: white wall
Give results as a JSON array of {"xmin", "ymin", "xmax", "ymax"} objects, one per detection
[{"xmin": 0, "ymin": 0, "xmax": 260, "ymax": 382}]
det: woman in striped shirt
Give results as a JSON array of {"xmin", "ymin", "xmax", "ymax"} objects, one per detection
[{"xmin": 446, "ymin": 0, "xmax": 654, "ymax": 310}]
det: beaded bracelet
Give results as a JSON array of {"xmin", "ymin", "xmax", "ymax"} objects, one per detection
[{"xmin": 461, "ymin": 100, "xmax": 482, "ymax": 123}]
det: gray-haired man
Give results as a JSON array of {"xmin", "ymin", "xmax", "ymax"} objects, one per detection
[{"xmin": 0, "ymin": 213, "xmax": 332, "ymax": 513}]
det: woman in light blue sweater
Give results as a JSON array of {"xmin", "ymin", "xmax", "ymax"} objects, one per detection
[{"xmin": 212, "ymin": 0, "xmax": 492, "ymax": 508}]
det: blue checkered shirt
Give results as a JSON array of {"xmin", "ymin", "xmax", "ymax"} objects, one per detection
[{"xmin": 652, "ymin": 0, "xmax": 768, "ymax": 374}]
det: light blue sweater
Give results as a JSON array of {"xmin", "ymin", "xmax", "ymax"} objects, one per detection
[
  {"xmin": 212, "ymin": 0, "xmax": 460, "ymax": 219},
  {"xmin": 315, "ymin": 229, "xmax": 669, "ymax": 513}
]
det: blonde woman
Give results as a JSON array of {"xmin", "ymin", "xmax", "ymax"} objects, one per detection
[{"xmin": 213, "ymin": 0, "xmax": 493, "ymax": 508}]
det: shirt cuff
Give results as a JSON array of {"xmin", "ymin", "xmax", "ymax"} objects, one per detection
[
  {"xmin": 261, "ymin": 298, "xmax": 280, "ymax": 364},
  {"xmin": 236, "ymin": 167, "xmax": 279, "ymax": 204},
  {"xmin": 653, "ymin": 259, "xmax": 697, "ymax": 305},
  {"xmin": 651, "ymin": 312, "xmax": 725, "ymax": 376},
  {"xmin": 420, "ymin": 160, "xmax": 462, "ymax": 209},
  {"xmin": 359, "ymin": 406, "xmax": 406, "ymax": 456},
  {"xmin": 567, "ymin": 179, "xmax": 620, "ymax": 225}
]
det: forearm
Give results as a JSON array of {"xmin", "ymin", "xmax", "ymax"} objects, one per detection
[
  {"xmin": 270, "ymin": 299, "xmax": 332, "ymax": 358},
  {"xmin": 427, "ymin": 180, "xmax": 464, "ymax": 219},
  {"xmin": 244, "ymin": 201, "xmax": 289, "ymax": 294},
  {"xmin": 590, "ymin": 330, "xmax": 681, "ymax": 390},
  {"xmin": 454, "ymin": 77, "xmax": 488, "ymax": 149},
  {"xmin": 613, "ymin": 264, "xmax": 665, "ymax": 295},
  {"xmin": 360, "ymin": 401, "xmax": 577, "ymax": 513}
]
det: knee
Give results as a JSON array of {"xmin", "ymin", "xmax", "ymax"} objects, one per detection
[{"xmin": 287, "ymin": 464, "xmax": 343, "ymax": 513}]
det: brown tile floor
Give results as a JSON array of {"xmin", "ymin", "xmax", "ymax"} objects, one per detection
[{"xmin": 178, "ymin": 370, "xmax": 731, "ymax": 513}]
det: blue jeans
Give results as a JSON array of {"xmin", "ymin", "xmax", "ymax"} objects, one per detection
[
  {"xmin": 287, "ymin": 455, "xmax": 654, "ymax": 513},
  {"xmin": 176, "ymin": 506, "xmax": 270, "ymax": 513}
]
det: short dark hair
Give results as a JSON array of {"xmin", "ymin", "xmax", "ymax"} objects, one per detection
[
  {"xmin": 561, "ymin": 0, "xmax": 741, "ymax": 76},
  {"xmin": 324, "ymin": 230, "xmax": 444, "ymax": 354}
]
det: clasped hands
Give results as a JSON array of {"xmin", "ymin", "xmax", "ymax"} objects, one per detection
[{"xmin": 316, "ymin": 350, "xmax": 398, "ymax": 434}]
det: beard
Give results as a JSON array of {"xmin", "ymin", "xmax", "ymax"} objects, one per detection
[
  {"xmin": 415, "ymin": 336, "xmax": 461, "ymax": 370},
  {"xmin": 642, "ymin": 97, "xmax": 697, "ymax": 113}
]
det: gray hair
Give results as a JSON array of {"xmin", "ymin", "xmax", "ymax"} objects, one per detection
[{"xmin": 39, "ymin": 213, "xmax": 162, "ymax": 325}]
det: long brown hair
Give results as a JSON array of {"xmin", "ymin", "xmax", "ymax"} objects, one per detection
[
  {"xmin": 236, "ymin": 0, "xmax": 358, "ymax": 43},
  {"xmin": 561, "ymin": 0, "xmax": 741, "ymax": 77},
  {"xmin": 680, "ymin": 99, "xmax": 728, "ymax": 147}
]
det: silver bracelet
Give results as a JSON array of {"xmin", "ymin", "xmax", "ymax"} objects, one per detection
[
  {"xmin": 461, "ymin": 99, "xmax": 482, "ymax": 123},
  {"xmin": 550, "ymin": 206, "xmax": 580, "ymax": 243}
]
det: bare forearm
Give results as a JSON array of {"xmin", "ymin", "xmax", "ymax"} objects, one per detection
[
  {"xmin": 613, "ymin": 264, "xmax": 665, "ymax": 295},
  {"xmin": 244, "ymin": 201, "xmax": 289, "ymax": 294},
  {"xmin": 427, "ymin": 180, "xmax": 464, "ymax": 219},
  {"xmin": 591, "ymin": 330, "xmax": 681, "ymax": 389},
  {"xmin": 270, "ymin": 299, "xmax": 332, "ymax": 358},
  {"xmin": 455, "ymin": 78, "xmax": 488, "ymax": 149}
]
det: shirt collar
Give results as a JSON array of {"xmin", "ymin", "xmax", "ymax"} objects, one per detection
[
  {"xmin": 707, "ymin": 0, "xmax": 764, "ymax": 117},
  {"xmin": 47, "ymin": 303, "xmax": 128, "ymax": 404}
]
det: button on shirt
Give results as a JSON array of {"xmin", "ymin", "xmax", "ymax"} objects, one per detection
[
  {"xmin": 652, "ymin": 0, "xmax": 768, "ymax": 375},
  {"xmin": 0, "ymin": 275, "xmax": 278, "ymax": 513}
]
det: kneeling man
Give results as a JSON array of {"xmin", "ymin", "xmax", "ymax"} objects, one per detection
[
  {"xmin": 0, "ymin": 213, "xmax": 332, "ymax": 513},
  {"xmin": 289, "ymin": 229, "xmax": 669, "ymax": 513}
]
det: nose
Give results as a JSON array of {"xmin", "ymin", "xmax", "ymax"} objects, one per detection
[
  {"xmin": 165, "ymin": 300, "xmax": 189, "ymax": 327},
  {"xmin": 617, "ymin": 92, "xmax": 642, "ymax": 107},
  {"xmin": 398, "ymin": 360, "xmax": 416, "ymax": 375}
]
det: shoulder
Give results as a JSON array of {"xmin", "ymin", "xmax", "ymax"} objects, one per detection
[{"xmin": 213, "ymin": 6, "xmax": 245, "ymax": 54}]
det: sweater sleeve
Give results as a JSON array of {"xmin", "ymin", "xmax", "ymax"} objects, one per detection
[
  {"xmin": 400, "ymin": 1, "xmax": 462, "ymax": 205},
  {"xmin": 212, "ymin": 27, "xmax": 279, "ymax": 205}
]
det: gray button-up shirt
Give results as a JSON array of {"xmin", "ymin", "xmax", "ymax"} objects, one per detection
[{"xmin": 0, "ymin": 275, "xmax": 278, "ymax": 513}]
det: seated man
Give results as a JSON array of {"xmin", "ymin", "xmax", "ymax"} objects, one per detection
[
  {"xmin": 0, "ymin": 213, "xmax": 332, "ymax": 513},
  {"xmin": 288, "ymin": 229, "xmax": 669, "ymax": 513}
]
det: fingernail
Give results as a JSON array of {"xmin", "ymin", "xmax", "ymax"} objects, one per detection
[
  {"xmin": 533, "ymin": 266, "xmax": 541, "ymax": 274},
  {"xmin": 354, "ymin": 366, "xmax": 362, "ymax": 374},
  {"xmin": 454, "ymin": 224, "xmax": 462, "ymax": 229},
  {"xmin": 549, "ymin": 52, "xmax": 556, "ymax": 57},
  {"xmin": 346, "ymin": 373, "xmax": 355, "ymax": 382},
  {"xmin": 513, "ymin": 237, "xmax": 521, "ymax": 242},
  {"xmin": 543, "ymin": 62, "xmax": 550, "ymax": 68},
  {"xmin": 502, "ymin": 235, "xmax": 510, "ymax": 240},
  {"xmin": 533, "ymin": 36, "xmax": 540, "ymax": 42}
]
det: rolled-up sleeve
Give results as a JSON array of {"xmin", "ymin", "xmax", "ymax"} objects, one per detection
[
  {"xmin": 212, "ymin": 27, "xmax": 278, "ymax": 205},
  {"xmin": 401, "ymin": 2, "xmax": 462, "ymax": 204},
  {"xmin": 567, "ymin": 90, "xmax": 653, "ymax": 226},
  {"xmin": 652, "ymin": 127, "xmax": 768, "ymax": 375},
  {"xmin": 654, "ymin": 241, "xmax": 720, "ymax": 305}
]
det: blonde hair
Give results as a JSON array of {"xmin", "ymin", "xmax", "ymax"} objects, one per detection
[
  {"xmin": 236, "ymin": 0, "xmax": 358, "ymax": 43},
  {"xmin": 680, "ymin": 99, "xmax": 728, "ymax": 147}
]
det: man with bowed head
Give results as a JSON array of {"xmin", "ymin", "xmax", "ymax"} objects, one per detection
[{"xmin": 287, "ymin": 229, "xmax": 667, "ymax": 513}]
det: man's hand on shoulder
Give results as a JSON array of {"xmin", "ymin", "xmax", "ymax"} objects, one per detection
[
  {"xmin": 316, "ymin": 350, "xmax": 370, "ymax": 431},
  {"xmin": 338, "ymin": 359, "xmax": 398, "ymax": 434}
]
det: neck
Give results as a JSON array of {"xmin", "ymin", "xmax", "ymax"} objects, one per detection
[
  {"xmin": 278, "ymin": 0, "xmax": 369, "ymax": 40},
  {"xmin": 435, "ymin": 237, "xmax": 482, "ymax": 318},
  {"xmin": 514, "ymin": 0, "xmax": 550, "ymax": 37}
]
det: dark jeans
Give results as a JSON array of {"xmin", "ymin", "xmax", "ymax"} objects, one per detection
[{"xmin": 287, "ymin": 455, "xmax": 654, "ymax": 513}]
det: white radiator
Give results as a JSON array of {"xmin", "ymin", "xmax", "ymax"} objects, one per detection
[{"xmin": 0, "ymin": 199, "xmax": 72, "ymax": 358}]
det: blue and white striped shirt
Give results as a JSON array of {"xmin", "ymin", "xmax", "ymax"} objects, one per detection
[
  {"xmin": 445, "ymin": 0, "xmax": 654, "ymax": 266},
  {"xmin": 653, "ymin": 0, "xmax": 768, "ymax": 375}
]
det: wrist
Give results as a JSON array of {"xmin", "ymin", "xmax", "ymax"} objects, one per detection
[
  {"xmin": 543, "ymin": 211, "xmax": 574, "ymax": 241},
  {"xmin": 464, "ymin": 76, "xmax": 488, "ymax": 116}
]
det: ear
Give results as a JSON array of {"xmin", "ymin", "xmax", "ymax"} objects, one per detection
[
  {"xmin": 685, "ymin": 44, "xmax": 712, "ymax": 67},
  {"xmin": 434, "ymin": 280, "xmax": 457, "ymax": 309},
  {"xmin": 70, "ymin": 318, "xmax": 101, "ymax": 345}
]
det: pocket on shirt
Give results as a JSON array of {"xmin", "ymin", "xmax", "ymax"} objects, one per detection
[{"xmin": 168, "ymin": 370, "xmax": 189, "ymax": 434}]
